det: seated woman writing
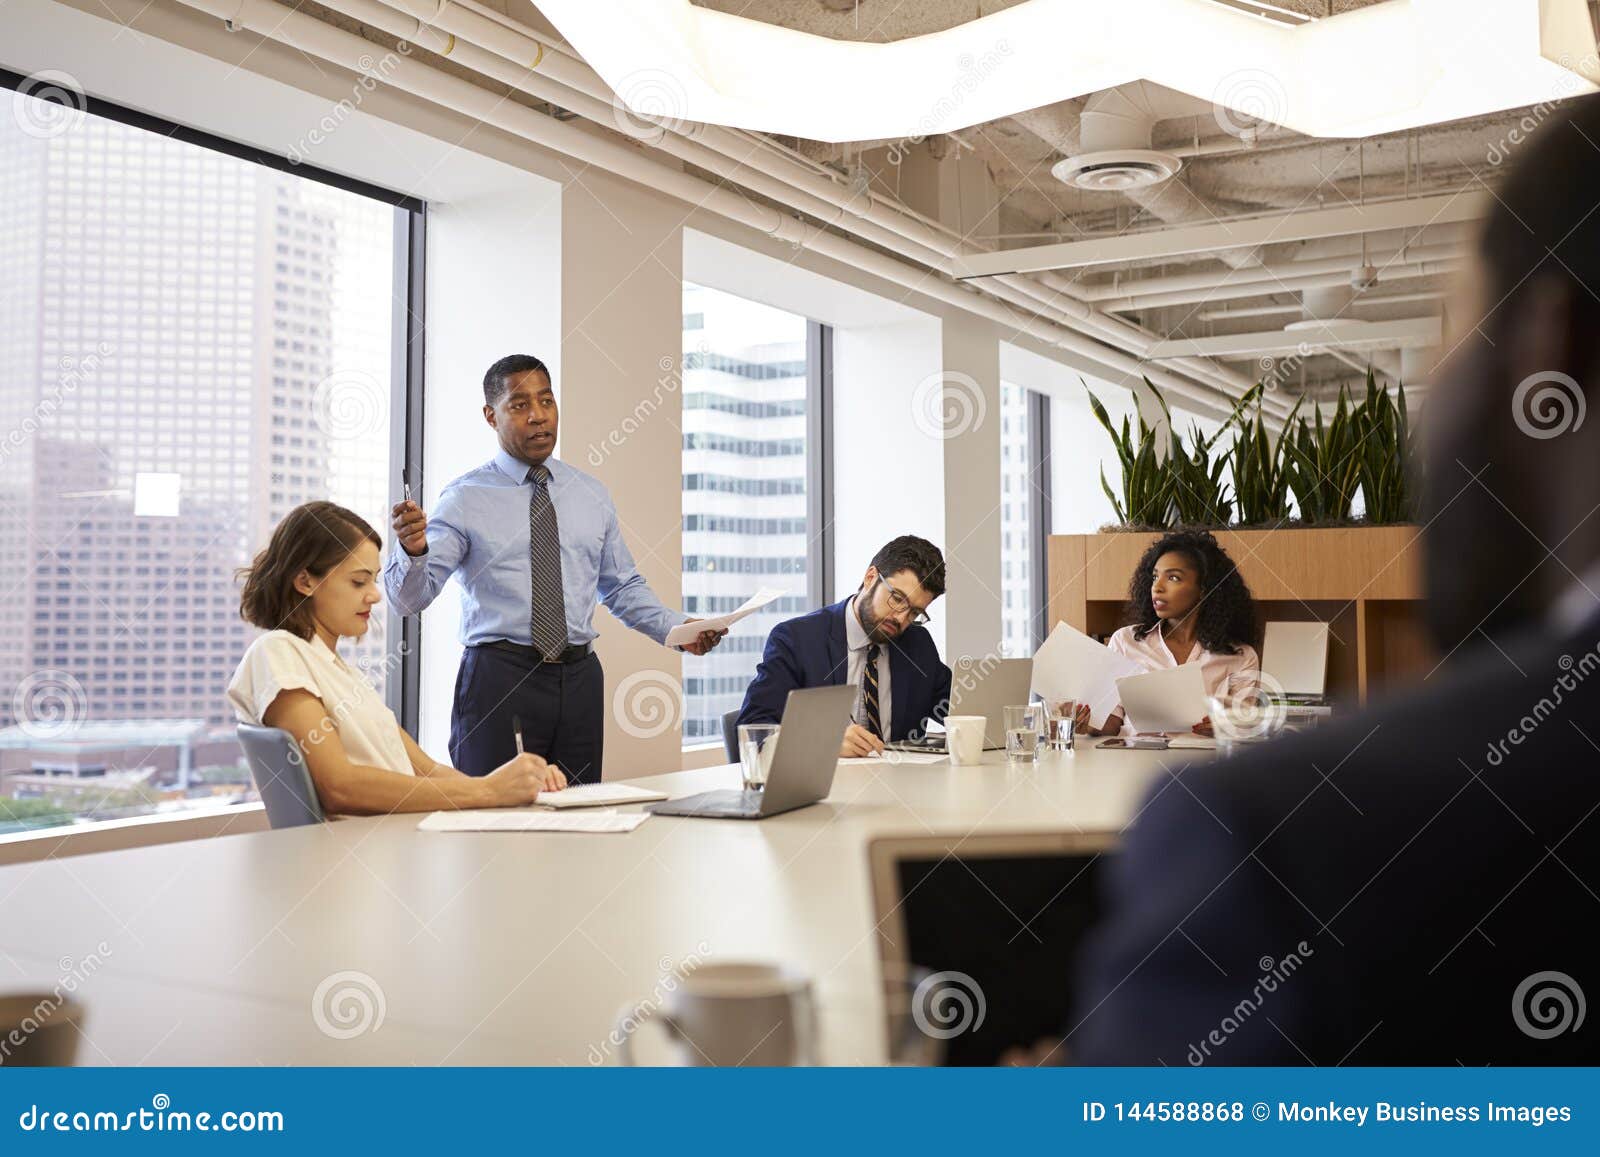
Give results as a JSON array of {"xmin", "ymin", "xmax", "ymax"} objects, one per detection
[
  {"xmin": 228, "ymin": 501, "xmax": 566, "ymax": 815},
  {"xmin": 1080, "ymin": 529, "xmax": 1260, "ymax": 737}
]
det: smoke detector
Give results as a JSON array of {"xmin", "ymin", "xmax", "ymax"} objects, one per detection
[{"xmin": 1051, "ymin": 149, "xmax": 1183, "ymax": 192}]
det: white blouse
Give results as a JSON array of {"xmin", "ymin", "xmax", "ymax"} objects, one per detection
[
  {"xmin": 228, "ymin": 630, "xmax": 413, "ymax": 777},
  {"xmin": 1106, "ymin": 624, "xmax": 1260, "ymax": 722}
]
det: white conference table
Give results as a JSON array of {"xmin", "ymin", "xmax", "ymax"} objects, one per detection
[{"xmin": 0, "ymin": 744, "xmax": 1193, "ymax": 1066}]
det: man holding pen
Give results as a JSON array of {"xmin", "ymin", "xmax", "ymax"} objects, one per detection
[{"xmin": 385, "ymin": 354, "xmax": 724, "ymax": 784}]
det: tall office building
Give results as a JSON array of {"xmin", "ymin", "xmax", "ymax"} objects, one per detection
[
  {"xmin": 680, "ymin": 284, "xmax": 811, "ymax": 744},
  {"xmin": 0, "ymin": 105, "xmax": 392, "ymax": 792}
]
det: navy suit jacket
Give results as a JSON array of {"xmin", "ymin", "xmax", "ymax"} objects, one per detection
[
  {"xmin": 737, "ymin": 599, "xmax": 952, "ymax": 742},
  {"xmin": 1071, "ymin": 613, "xmax": 1600, "ymax": 1065}
]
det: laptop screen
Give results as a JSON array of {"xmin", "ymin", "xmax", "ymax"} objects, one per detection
[{"xmin": 882, "ymin": 843, "xmax": 1109, "ymax": 1065}]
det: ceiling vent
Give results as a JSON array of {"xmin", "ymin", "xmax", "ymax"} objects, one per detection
[{"xmin": 1050, "ymin": 82, "xmax": 1191, "ymax": 192}]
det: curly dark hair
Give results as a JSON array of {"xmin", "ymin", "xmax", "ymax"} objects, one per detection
[{"xmin": 1126, "ymin": 529, "xmax": 1257, "ymax": 655}]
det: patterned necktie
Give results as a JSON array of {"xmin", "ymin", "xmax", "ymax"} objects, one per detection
[
  {"xmin": 528, "ymin": 464, "xmax": 568, "ymax": 661},
  {"xmin": 862, "ymin": 643, "xmax": 883, "ymax": 739}
]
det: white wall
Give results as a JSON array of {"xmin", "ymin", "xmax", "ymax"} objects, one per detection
[{"xmin": 417, "ymin": 184, "xmax": 563, "ymax": 755}]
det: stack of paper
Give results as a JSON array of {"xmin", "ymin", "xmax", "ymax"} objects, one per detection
[
  {"xmin": 535, "ymin": 783, "xmax": 668, "ymax": 808},
  {"xmin": 418, "ymin": 810, "xmax": 650, "ymax": 833},
  {"xmin": 1030, "ymin": 621, "xmax": 1145, "ymax": 727}
]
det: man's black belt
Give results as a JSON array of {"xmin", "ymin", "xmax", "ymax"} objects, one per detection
[{"xmin": 479, "ymin": 639, "xmax": 594, "ymax": 664}]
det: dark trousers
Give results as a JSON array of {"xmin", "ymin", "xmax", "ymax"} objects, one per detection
[{"xmin": 448, "ymin": 645, "xmax": 605, "ymax": 785}]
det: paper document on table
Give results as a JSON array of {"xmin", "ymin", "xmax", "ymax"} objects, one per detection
[
  {"xmin": 837, "ymin": 751, "xmax": 947, "ymax": 766},
  {"xmin": 664, "ymin": 587, "xmax": 787, "ymax": 648},
  {"xmin": 418, "ymin": 810, "xmax": 650, "ymax": 833},
  {"xmin": 535, "ymin": 783, "xmax": 668, "ymax": 808},
  {"xmin": 1030, "ymin": 621, "xmax": 1146, "ymax": 728}
]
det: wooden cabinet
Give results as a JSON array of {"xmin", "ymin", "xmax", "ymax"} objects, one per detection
[{"xmin": 1045, "ymin": 527, "xmax": 1432, "ymax": 706}]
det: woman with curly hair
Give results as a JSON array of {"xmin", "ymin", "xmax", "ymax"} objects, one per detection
[{"xmin": 1083, "ymin": 529, "xmax": 1260, "ymax": 737}]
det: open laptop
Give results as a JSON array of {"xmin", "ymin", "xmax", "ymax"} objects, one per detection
[
  {"xmin": 885, "ymin": 657, "xmax": 1032, "ymax": 753},
  {"xmin": 646, "ymin": 684, "xmax": 855, "ymax": 820},
  {"xmin": 868, "ymin": 829, "xmax": 1116, "ymax": 1065}
]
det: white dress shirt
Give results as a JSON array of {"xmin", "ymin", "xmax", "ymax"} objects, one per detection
[{"xmin": 845, "ymin": 595, "xmax": 892, "ymax": 737}]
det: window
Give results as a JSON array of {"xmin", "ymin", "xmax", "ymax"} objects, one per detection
[
  {"xmin": 1000, "ymin": 383, "xmax": 1050, "ymax": 657},
  {"xmin": 0, "ymin": 80, "xmax": 419, "ymax": 836},
  {"xmin": 680, "ymin": 284, "xmax": 825, "ymax": 746},
  {"xmin": 1051, "ymin": 378, "xmax": 1139, "ymax": 534}
]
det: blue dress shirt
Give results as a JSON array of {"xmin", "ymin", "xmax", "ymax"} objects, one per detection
[{"xmin": 382, "ymin": 450, "xmax": 687, "ymax": 648}]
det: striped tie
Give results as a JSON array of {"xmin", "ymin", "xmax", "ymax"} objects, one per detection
[
  {"xmin": 528, "ymin": 464, "xmax": 569, "ymax": 662},
  {"xmin": 862, "ymin": 643, "xmax": 883, "ymax": 739}
]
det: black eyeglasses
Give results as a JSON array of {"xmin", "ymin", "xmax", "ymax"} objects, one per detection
[{"xmin": 876, "ymin": 578, "xmax": 932, "ymax": 626}]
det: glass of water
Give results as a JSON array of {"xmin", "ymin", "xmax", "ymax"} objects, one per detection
[
  {"xmin": 1004, "ymin": 704, "xmax": 1041, "ymax": 764},
  {"xmin": 1043, "ymin": 699, "xmax": 1078, "ymax": 753},
  {"xmin": 738, "ymin": 723, "xmax": 780, "ymax": 791}
]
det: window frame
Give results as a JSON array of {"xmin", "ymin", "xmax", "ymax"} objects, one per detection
[{"xmin": 0, "ymin": 68, "xmax": 427, "ymax": 845}]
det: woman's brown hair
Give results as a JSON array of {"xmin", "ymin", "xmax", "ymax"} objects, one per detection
[{"xmin": 237, "ymin": 502, "xmax": 382, "ymax": 639}]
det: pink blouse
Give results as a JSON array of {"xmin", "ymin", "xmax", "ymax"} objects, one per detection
[{"xmin": 1105, "ymin": 625, "xmax": 1260, "ymax": 726}]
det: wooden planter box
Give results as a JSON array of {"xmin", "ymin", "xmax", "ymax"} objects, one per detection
[{"xmin": 1046, "ymin": 527, "xmax": 1432, "ymax": 705}]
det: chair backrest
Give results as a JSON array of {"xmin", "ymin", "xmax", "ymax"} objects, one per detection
[
  {"xmin": 237, "ymin": 724, "xmax": 325, "ymax": 829},
  {"xmin": 722, "ymin": 709, "xmax": 742, "ymax": 763}
]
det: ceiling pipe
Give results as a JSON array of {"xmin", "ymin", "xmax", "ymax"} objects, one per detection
[
  {"xmin": 1079, "ymin": 242, "xmax": 1465, "ymax": 302},
  {"xmin": 180, "ymin": 0, "xmax": 1270, "ymax": 421},
  {"xmin": 337, "ymin": 0, "xmax": 1279, "ymax": 413},
  {"xmin": 1101, "ymin": 261, "xmax": 1463, "ymax": 313},
  {"xmin": 1197, "ymin": 290, "xmax": 1446, "ymax": 321}
]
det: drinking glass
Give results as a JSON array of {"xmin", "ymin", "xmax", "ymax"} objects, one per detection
[{"xmin": 738, "ymin": 723, "xmax": 780, "ymax": 790}]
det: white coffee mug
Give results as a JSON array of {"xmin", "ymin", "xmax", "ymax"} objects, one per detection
[
  {"xmin": 944, "ymin": 715, "xmax": 987, "ymax": 765},
  {"xmin": 615, "ymin": 961, "xmax": 816, "ymax": 1066}
]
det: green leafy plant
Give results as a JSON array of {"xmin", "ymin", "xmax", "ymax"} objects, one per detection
[
  {"xmin": 1169, "ymin": 420, "xmax": 1234, "ymax": 525},
  {"xmin": 1086, "ymin": 378, "xmax": 1175, "ymax": 528},
  {"xmin": 1282, "ymin": 383, "xmax": 1364, "ymax": 522},
  {"xmin": 1231, "ymin": 384, "xmax": 1298, "ymax": 525},
  {"xmin": 1355, "ymin": 368, "xmax": 1417, "ymax": 523}
]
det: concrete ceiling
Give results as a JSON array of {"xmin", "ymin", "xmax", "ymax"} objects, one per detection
[{"xmin": 671, "ymin": 0, "xmax": 1597, "ymax": 399}]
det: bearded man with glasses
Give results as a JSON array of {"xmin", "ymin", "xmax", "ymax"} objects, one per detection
[{"xmin": 737, "ymin": 536, "xmax": 952, "ymax": 759}]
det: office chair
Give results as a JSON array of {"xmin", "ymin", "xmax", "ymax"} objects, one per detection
[
  {"xmin": 722, "ymin": 709, "xmax": 742, "ymax": 763},
  {"xmin": 237, "ymin": 724, "xmax": 325, "ymax": 829}
]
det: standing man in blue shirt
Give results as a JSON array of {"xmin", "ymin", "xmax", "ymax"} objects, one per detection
[{"xmin": 384, "ymin": 354, "xmax": 724, "ymax": 784}]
